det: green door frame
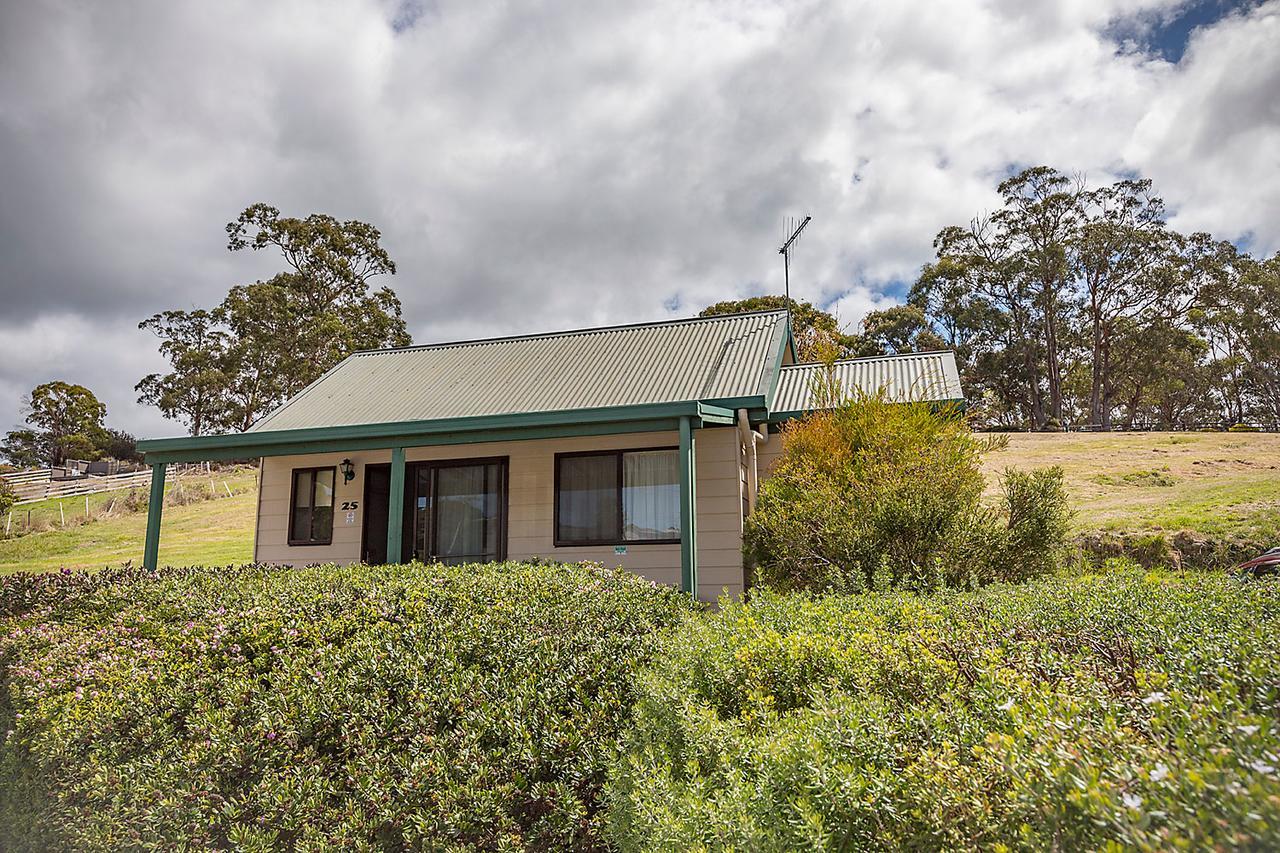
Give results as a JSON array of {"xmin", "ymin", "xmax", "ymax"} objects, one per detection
[{"xmin": 386, "ymin": 447, "xmax": 406, "ymax": 563}]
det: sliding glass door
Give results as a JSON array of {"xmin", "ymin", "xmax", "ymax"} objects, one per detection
[{"xmin": 412, "ymin": 458, "xmax": 507, "ymax": 564}]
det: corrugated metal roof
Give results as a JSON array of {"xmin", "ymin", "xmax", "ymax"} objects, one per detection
[
  {"xmin": 772, "ymin": 351, "xmax": 964, "ymax": 414},
  {"xmin": 250, "ymin": 310, "xmax": 789, "ymax": 432}
]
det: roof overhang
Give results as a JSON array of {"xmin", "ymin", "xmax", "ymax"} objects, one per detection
[{"xmin": 136, "ymin": 400, "xmax": 746, "ymax": 463}]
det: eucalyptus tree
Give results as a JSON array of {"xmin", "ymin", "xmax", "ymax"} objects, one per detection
[
  {"xmin": 136, "ymin": 309, "xmax": 229, "ymax": 437},
  {"xmin": 139, "ymin": 205, "xmax": 413, "ymax": 435}
]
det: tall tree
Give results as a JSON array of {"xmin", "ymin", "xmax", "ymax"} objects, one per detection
[
  {"xmin": 993, "ymin": 167, "xmax": 1082, "ymax": 426},
  {"xmin": 927, "ymin": 216, "xmax": 1047, "ymax": 427},
  {"xmin": 3, "ymin": 381, "xmax": 107, "ymax": 467},
  {"xmin": 139, "ymin": 205, "xmax": 412, "ymax": 434},
  {"xmin": 1233, "ymin": 252, "xmax": 1280, "ymax": 424},
  {"xmin": 225, "ymin": 204, "xmax": 410, "ymax": 397},
  {"xmin": 136, "ymin": 309, "xmax": 229, "ymax": 437},
  {"xmin": 1072, "ymin": 179, "xmax": 1179, "ymax": 428},
  {"xmin": 912, "ymin": 166, "xmax": 1272, "ymax": 430}
]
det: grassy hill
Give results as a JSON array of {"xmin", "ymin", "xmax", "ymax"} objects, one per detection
[
  {"xmin": 2, "ymin": 432, "xmax": 1277, "ymax": 574},
  {"xmin": 981, "ymin": 431, "xmax": 1280, "ymax": 544},
  {"xmin": 0, "ymin": 468, "xmax": 257, "ymax": 573}
]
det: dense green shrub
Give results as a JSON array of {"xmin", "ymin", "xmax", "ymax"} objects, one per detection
[
  {"xmin": 1229, "ymin": 422, "xmax": 1262, "ymax": 432},
  {"xmin": 0, "ymin": 561, "xmax": 693, "ymax": 851},
  {"xmin": 744, "ymin": 394, "xmax": 1071, "ymax": 592},
  {"xmin": 608, "ymin": 565, "xmax": 1280, "ymax": 851},
  {"xmin": 995, "ymin": 465, "xmax": 1074, "ymax": 578}
]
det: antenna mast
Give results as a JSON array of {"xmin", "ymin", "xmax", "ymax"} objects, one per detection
[{"xmin": 778, "ymin": 215, "xmax": 811, "ymax": 333}]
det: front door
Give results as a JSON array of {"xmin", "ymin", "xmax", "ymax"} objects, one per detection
[
  {"xmin": 361, "ymin": 464, "xmax": 392, "ymax": 564},
  {"xmin": 412, "ymin": 458, "xmax": 508, "ymax": 564}
]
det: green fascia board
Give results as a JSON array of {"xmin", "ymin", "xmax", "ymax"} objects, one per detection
[
  {"xmin": 696, "ymin": 402, "xmax": 737, "ymax": 425},
  {"xmin": 138, "ymin": 400, "xmax": 749, "ymax": 463},
  {"xmin": 142, "ymin": 418, "xmax": 688, "ymax": 463},
  {"xmin": 700, "ymin": 394, "xmax": 768, "ymax": 412}
]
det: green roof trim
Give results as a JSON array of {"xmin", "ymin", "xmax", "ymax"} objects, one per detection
[{"xmin": 137, "ymin": 400, "xmax": 748, "ymax": 463}]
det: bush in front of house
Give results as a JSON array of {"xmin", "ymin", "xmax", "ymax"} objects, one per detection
[
  {"xmin": 744, "ymin": 393, "xmax": 1071, "ymax": 592},
  {"xmin": 607, "ymin": 564, "xmax": 1280, "ymax": 851},
  {"xmin": 0, "ymin": 560, "xmax": 693, "ymax": 851}
]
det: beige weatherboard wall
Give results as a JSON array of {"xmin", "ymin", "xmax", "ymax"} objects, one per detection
[
  {"xmin": 255, "ymin": 428, "xmax": 747, "ymax": 600},
  {"xmin": 136, "ymin": 309, "xmax": 965, "ymax": 602}
]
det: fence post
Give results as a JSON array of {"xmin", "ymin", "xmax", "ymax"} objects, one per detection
[{"xmin": 59, "ymin": 501, "xmax": 65, "ymax": 527}]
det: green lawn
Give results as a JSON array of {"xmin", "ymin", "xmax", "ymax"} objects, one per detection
[
  {"xmin": 0, "ymin": 469, "xmax": 257, "ymax": 573},
  {"xmin": 982, "ymin": 431, "xmax": 1280, "ymax": 541},
  {"xmin": 3, "ymin": 433, "xmax": 1278, "ymax": 574}
]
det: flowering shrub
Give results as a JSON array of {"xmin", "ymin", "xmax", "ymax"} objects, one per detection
[
  {"xmin": 744, "ymin": 394, "xmax": 1071, "ymax": 592},
  {"xmin": 0, "ymin": 561, "xmax": 692, "ymax": 850},
  {"xmin": 608, "ymin": 564, "xmax": 1280, "ymax": 851}
]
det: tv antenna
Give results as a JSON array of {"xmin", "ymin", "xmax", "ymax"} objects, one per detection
[{"xmin": 778, "ymin": 215, "xmax": 811, "ymax": 332}]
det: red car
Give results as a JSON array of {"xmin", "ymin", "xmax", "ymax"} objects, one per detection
[{"xmin": 1239, "ymin": 547, "xmax": 1280, "ymax": 576}]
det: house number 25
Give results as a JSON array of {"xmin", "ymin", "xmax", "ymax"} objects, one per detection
[{"xmin": 341, "ymin": 501, "xmax": 359, "ymax": 511}]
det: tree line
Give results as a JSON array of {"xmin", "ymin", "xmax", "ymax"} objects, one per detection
[
  {"xmin": 11, "ymin": 169, "xmax": 1270, "ymax": 463},
  {"xmin": 909, "ymin": 167, "xmax": 1278, "ymax": 430},
  {"xmin": 710, "ymin": 168, "xmax": 1279, "ymax": 430}
]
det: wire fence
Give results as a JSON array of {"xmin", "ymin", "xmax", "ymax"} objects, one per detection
[{"xmin": 2, "ymin": 465, "xmax": 255, "ymax": 538}]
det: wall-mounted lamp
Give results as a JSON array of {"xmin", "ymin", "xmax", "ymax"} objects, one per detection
[{"xmin": 340, "ymin": 458, "xmax": 355, "ymax": 484}]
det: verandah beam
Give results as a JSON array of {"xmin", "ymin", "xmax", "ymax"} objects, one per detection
[
  {"xmin": 386, "ymin": 447, "xmax": 406, "ymax": 565},
  {"xmin": 142, "ymin": 462, "xmax": 166, "ymax": 570}
]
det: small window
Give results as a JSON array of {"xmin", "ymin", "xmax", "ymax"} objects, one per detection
[
  {"xmin": 289, "ymin": 467, "xmax": 335, "ymax": 545},
  {"xmin": 555, "ymin": 448, "xmax": 680, "ymax": 545}
]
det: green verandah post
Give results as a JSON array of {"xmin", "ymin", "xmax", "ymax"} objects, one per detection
[
  {"xmin": 143, "ymin": 462, "xmax": 166, "ymax": 570},
  {"xmin": 678, "ymin": 416, "xmax": 698, "ymax": 597},
  {"xmin": 387, "ymin": 447, "xmax": 406, "ymax": 564}
]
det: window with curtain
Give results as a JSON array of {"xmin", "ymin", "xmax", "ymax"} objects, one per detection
[
  {"xmin": 556, "ymin": 448, "xmax": 680, "ymax": 545},
  {"xmin": 289, "ymin": 467, "xmax": 335, "ymax": 545}
]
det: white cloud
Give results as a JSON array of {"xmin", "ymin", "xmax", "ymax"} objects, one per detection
[
  {"xmin": 0, "ymin": 0, "xmax": 1276, "ymax": 436},
  {"xmin": 0, "ymin": 315, "xmax": 171, "ymax": 436}
]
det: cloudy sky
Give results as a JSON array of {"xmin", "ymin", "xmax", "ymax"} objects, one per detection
[{"xmin": 1, "ymin": 0, "xmax": 1277, "ymax": 438}]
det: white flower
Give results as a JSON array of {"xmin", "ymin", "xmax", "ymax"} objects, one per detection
[
  {"xmin": 1122, "ymin": 792, "xmax": 1143, "ymax": 810},
  {"xmin": 997, "ymin": 698, "xmax": 1015, "ymax": 712},
  {"xmin": 1249, "ymin": 761, "xmax": 1276, "ymax": 775},
  {"xmin": 1141, "ymin": 692, "xmax": 1168, "ymax": 706},
  {"xmin": 1149, "ymin": 763, "xmax": 1169, "ymax": 782},
  {"xmin": 1237, "ymin": 725, "xmax": 1260, "ymax": 736}
]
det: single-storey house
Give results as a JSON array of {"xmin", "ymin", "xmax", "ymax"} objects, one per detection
[{"xmin": 136, "ymin": 309, "xmax": 962, "ymax": 600}]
